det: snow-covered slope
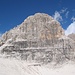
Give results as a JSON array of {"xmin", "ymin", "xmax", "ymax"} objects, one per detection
[{"xmin": 0, "ymin": 58, "xmax": 75, "ymax": 75}]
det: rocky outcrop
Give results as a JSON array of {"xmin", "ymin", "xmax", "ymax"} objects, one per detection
[
  {"xmin": 1, "ymin": 13, "xmax": 64, "ymax": 46},
  {"xmin": 0, "ymin": 13, "xmax": 75, "ymax": 64}
]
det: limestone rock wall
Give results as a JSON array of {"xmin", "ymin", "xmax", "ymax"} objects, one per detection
[
  {"xmin": 0, "ymin": 13, "xmax": 75, "ymax": 64},
  {"xmin": 1, "ymin": 13, "xmax": 65, "ymax": 47}
]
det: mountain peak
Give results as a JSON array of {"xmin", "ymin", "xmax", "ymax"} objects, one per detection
[
  {"xmin": 0, "ymin": 13, "xmax": 75, "ymax": 64},
  {"xmin": 1, "ymin": 13, "xmax": 64, "ymax": 43}
]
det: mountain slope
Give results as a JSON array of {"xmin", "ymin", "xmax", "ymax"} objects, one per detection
[
  {"xmin": 0, "ymin": 13, "xmax": 75, "ymax": 64},
  {"xmin": 68, "ymin": 33, "xmax": 75, "ymax": 42},
  {"xmin": 0, "ymin": 58, "xmax": 75, "ymax": 75}
]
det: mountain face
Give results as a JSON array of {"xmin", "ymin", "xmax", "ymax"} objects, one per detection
[
  {"xmin": 2, "ymin": 13, "xmax": 64, "ymax": 43},
  {"xmin": 68, "ymin": 33, "xmax": 75, "ymax": 42},
  {"xmin": 0, "ymin": 13, "xmax": 75, "ymax": 64}
]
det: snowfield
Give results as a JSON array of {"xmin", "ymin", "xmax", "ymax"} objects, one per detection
[{"xmin": 0, "ymin": 58, "xmax": 75, "ymax": 75}]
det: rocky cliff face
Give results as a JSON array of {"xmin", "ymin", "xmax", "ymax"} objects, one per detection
[
  {"xmin": 0, "ymin": 13, "xmax": 75, "ymax": 64},
  {"xmin": 2, "ymin": 13, "xmax": 64, "ymax": 43}
]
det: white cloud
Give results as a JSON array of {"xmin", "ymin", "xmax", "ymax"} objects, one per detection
[
  {"xmin": 71, "ymin": 17, "xmax": 75, "ymax": 22},
  {"xmin": 0, "ymin": 33, "xmax": 2, "ymax": 36},
  {"xmin": 53, "ymin": 8, "xmax": 68, "ymax": 22},
  {"xmin": 65, "ymin": 11, "xmax": 69, "ymax": 18},
  {"xmin": 53, "ymin": 8, "xmax": 70, "ymax": 23},
  {"xmin": 60, "ymin": 8, "xmax": 69, "ymax": 19},
  {"xmin": 60, "ymin": 8, "xmax": 67, "ymax": 14},
  {"xmin": 0, "ymin": 33, "xmax": 2, "ymax": 39},
  {"xmin": 53, "ymin": 11, "xmax": 63, "ymax": 21},
  {"xmin": 65, "ymin": 22, "xmax": 75, "ymax": 35}
]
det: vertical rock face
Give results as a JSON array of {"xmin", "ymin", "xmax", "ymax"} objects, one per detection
[
  {"xmin": 1, "ymin": 13, "xmax": 64, "ymax": 47},
  {"xmin": 0, "ymin": 13, "xmax": 75, "ymax": 64}
]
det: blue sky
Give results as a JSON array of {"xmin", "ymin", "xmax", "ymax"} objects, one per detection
[{"xmin": 0, "ymin": 0, "xmax": 75, "ymax": 35}]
